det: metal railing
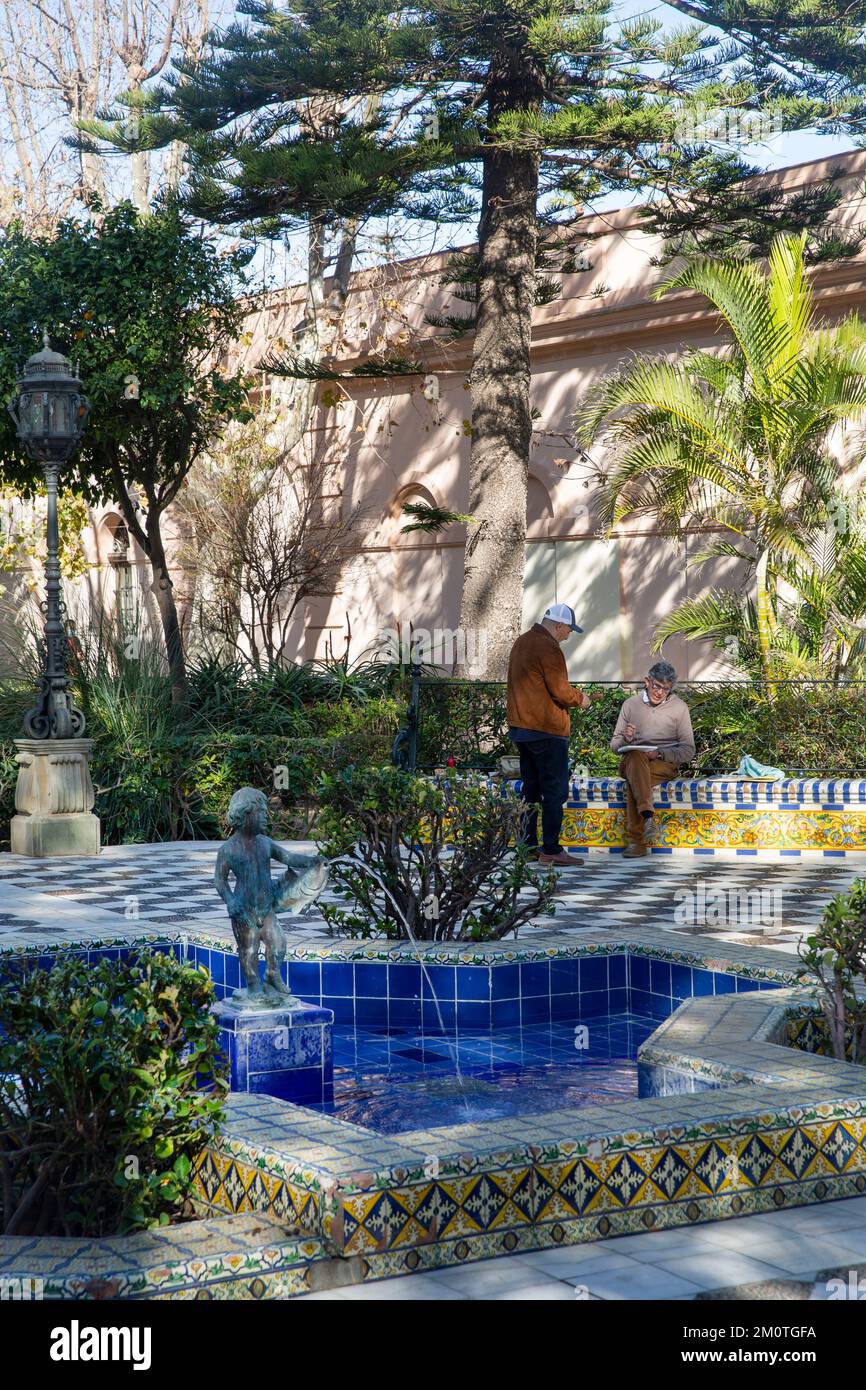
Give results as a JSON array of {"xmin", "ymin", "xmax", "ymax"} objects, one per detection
[{"xmin": 391, "ymin": 671, "xmax": 866, "ymax": 778}]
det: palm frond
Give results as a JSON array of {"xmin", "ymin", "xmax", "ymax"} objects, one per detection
[{"xmin": 400, "ymin": 502, "xmax": 474, "ymax": 534}]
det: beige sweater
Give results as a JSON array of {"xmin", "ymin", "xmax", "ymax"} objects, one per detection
[{"xmin": 610, "ymin": 693, "xmax": 695, "ymax": 765}]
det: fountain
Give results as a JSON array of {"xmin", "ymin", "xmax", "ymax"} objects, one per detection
[{"xmin": 213, "ymin": 787, "xmax": 333, "ymax": 1103}]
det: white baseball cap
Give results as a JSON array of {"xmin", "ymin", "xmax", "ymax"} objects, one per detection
[{"xmin": 543, "ymin": 602, "xmax": 583, "ymax": 632}]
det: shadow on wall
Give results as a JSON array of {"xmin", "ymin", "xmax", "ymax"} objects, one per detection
[{"xmin": 524, "ymin": 537, "xmax": 622, "ymax": 680}]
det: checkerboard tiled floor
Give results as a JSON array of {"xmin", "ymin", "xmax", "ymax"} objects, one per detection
[{"xmin": 0, "ymin": 842, "xmax": 862, "ymax": 954}]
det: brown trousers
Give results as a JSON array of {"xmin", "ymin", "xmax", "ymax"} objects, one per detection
[{"xmin": 618, "ymin": 752, "xmax": 678, "ymax": 847}]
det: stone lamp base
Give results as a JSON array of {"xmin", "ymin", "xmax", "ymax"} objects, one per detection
[{"xmin": 11, "ymin": 738, "xmax": 101, "ymax": 857}]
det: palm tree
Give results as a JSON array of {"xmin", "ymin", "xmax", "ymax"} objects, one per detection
[
  {"xmin": 576, "ymin": 233, "xmax": 866, "ymax": 679},
  {"xmin": 651, "ymin": 519, "xmax": 866, "ymax": 678}
]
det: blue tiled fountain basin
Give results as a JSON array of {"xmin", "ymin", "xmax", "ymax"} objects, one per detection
[
  {"xmin": 0, "ymin": 942, "xmax": 781, "ymax": 1131},
  {"xmin": 328, "ymin": 1013, "xmax": 659, "ymax": 1133},
  {"xmin": 0, "ymin": 944, "xmax": 777, "ymax": 1031}
]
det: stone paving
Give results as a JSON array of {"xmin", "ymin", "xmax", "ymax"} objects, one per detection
[
  {"xmin": 296, "ymin": 1197, "xmax": 866, "ymax": 1301},
  {"xmin": 3, "ymin": 840, "xmax": 866, "ymax": 1301},
  {"xmin": 0, "ymin": 841, "xmax": 862, "ymax": 956}
]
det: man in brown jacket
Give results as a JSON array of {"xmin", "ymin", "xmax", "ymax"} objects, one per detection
[
  {"xmin": 610, "ymin": 660, "xmax": 695, "ymax": 858},
  {"xmin": 507, "ymin": 602, "xmax": 591, "ymax": 867}
]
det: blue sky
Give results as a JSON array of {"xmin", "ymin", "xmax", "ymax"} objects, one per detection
[{"xmin": 615, "ymin": 0, "xmax": 861, "ymax": 175}]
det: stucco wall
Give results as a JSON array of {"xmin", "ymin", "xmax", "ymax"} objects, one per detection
[{"xmin": 68, "ymin": 148, "xmax": 866, "ymax": 679}]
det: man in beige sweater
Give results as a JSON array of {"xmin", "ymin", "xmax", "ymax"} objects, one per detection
[{"xmin": 609, "ymin": 661, "xmax": 695, "ymax": 858}]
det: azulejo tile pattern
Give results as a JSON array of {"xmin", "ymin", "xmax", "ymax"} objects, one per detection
[
  {"xmin": 785, "ymin": 1007, "xmax": 858, "ymax": 1060},
  {"xmin": 188, "ymin": 959, "xmax": 866, "ymax": 1278},
  {"xmin": 523, "ymin": 776, "xmax": 866, "ymax": 852},
  {"xmin": 0, "ymin": 1213, "xmax": 330, "ymax": 1300}
]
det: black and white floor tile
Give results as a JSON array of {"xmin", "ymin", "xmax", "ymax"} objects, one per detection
[{"xmin": 0, "ymin": 844, "xmax": 861, "ymax": 954}]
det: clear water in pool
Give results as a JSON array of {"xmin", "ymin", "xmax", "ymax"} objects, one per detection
[{"xmin": 324, "ymin": 1012, "xmax": 657, "ymax": 1134}]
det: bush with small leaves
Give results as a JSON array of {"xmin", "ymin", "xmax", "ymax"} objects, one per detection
[
  {"xmin": 0, "ymin": 951, "xmax": 227, "ymax": 1237},
  {"xmin": 799, "ymin": 879, "xmax": 866, "ymax": 1064},
  {"xmin": 315, "ymin": 763, "xmax": 557, "ymax": 941}
]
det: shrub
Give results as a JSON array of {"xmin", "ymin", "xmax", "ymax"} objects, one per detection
[
  {"xmin": 88, "ymin": 698, "xmax": 399, "ymax": 845},
  {"xmin": 0, "ymin": 952, "xmax": 227, "ymax": 1237},
  {"xmin": 0, "ymin": 660, "xmax": 399, "ymax": 847},
  {"xmin": 0, "ymin": 615, "xmax": 405, "ymax": 847},
  {"xmin": 799, "ymin": 879, "xmax": 866, "ymax": 1064},
  {"xmin": 413, "ymin": 679, "xmax": 866, "ymax": 777},
  {"xmin": 315, "ymin": 764, "xmax": 557, "ymax": 941}
]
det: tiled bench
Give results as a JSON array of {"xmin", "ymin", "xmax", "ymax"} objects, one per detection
[{"xmin": 507, "ymin": 777, "xmax": 866, "ymax": 855}]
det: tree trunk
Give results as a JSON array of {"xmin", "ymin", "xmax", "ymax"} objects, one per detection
[
  {"xmin": 457, "ymin": 61, "xmax": 542, "ymax": 679},
  {"xmin": 146, "ymin": 514, "xmax": 188, "ymax": 703},
  {"xmin": 755, "ymin": 547, "xmax": 775, "ymax": 686}
]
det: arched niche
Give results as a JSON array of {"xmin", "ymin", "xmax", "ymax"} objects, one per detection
[{"xmin": 387, "ymin": 482, "xmax": 439, "ymax": 547}]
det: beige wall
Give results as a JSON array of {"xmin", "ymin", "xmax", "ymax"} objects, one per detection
[
  {"xmin": 62, "ymin": 148, "xmax": 866, "ymax": 679},
  {"xmin": 258, "ymin": 148, "xmax": 866, "ymax": 680}
]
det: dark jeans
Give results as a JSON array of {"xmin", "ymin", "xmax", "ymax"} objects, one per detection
[{"xmin": 516, "ymin": 737, "xmax": 570, "ymax": 855}]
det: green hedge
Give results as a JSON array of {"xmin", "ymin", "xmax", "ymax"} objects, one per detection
[
  {"xmin": 92, "ymin": 697, "xmax": 398, "ymax": 844},
  {"xmin": 0, "ymin": 692, "xmax": 399, "ymax": 847},
  {"xmin": 415, "ymin": 680, "xmax": 866, "ymax": 777}
]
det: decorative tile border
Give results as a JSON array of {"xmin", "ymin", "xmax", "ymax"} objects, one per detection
[
  {"xmin": 0, "ymin": 921, "xmax": 806, "ymax": 975},
  {"xmin": 0, "ymin": 931, "xmax": 796, "ymax": 1033},
  {"xmin": 495, "ymin": 776, "xmax": 866, "ymax": 852},
  {"xmin": 567, "ymin": 777, "xmax": 866, "ymax": 808},
  {"xmin": 190, "ymin": 972, "xmax": 866, "ymax": 1272},
  {"xmin": 560, "ymin": 806, "xmax": 866, "ymax": 852},
  {"xmin": 0, "ymin": 1213, "xmax": 335, "ymax": 1300}
]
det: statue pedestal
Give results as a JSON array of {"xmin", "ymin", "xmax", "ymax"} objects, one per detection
[
  {"xmin": 11, "ymin": 738, "xmax": 100, "ymax": 857},
  {"xmin": 213, "ymin": 997, "xmax": 334, "ymax": 1105}
]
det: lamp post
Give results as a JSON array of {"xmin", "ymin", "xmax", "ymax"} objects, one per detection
[
  {"xmin": 9, "ymin": 332, "xmax": 89, "ymax": 739},
  {"xmin": 8, "ymin": 333, "xmax": 100, "ymax": 856}
]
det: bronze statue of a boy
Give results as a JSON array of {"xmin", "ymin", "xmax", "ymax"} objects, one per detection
[{"xmin": 215, "ymin": 787, "xmax": 328, "ymax": 1007}]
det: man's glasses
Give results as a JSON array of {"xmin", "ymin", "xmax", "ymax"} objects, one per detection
[{"xmin": 647, "ymin": 679, "xmax": 672, "ymax": 695}]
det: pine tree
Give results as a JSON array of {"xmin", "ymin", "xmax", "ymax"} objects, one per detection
[{"xmin": 84, "ymin": 0, "xmax": 866, "ymax": 675}]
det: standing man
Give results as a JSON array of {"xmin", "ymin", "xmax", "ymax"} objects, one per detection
[
  {"xmin": 610, "ymin": 660, "xmax": 695, "ymax": 858},
  {"xmin": 507, "ymin": 602, "xmax": 591, "ymax": 867}
]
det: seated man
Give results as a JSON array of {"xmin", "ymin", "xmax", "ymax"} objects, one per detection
[{"xmin": 610, "ymin": 660, "xmax": 695, "ymax": 858}]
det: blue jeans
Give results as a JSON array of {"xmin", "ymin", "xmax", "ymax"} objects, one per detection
[{"xmin": 515, "ymin": 737, "xmax": 570, "ymax": 855}]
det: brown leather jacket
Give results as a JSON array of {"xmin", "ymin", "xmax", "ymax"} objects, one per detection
[{"xmin": 506, "ymin": 624, "xmax": 584, "ymax": 738}]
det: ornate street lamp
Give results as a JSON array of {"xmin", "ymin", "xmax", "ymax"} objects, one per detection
[
  {"xmin": 8, "ymin": 332, "xmax": 100, "ymax": 857},
  {"xmin": 8, "ymin": 332, "xmax": 89, "ymax": 739}
]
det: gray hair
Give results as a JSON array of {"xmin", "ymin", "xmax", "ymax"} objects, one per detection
[
  {"xmin": 226, "ymin": 786, "xmax": 268, "ymax": 829},
  {"xmin": 648, "ymin": 660, "xmax": 677, "ymax": 686}
]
